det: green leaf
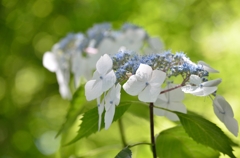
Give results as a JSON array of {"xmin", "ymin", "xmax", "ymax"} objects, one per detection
[
  {"xmin": 172, "ymin": 111, "xmax": 237, "ymax": 158},
  {"xmin": 66, "ymin": 102, "xmax": 131, "ymax": 145},
  {"xmin": 56, "ymin": 87, "xmax": 95, "ymax": 138},
  {"xmin": 156, "ymin": 126, "xmax": 220, "ymax": 158},
  {"xmin": 115, "ymin": 148, "xmax": 132, "ymax": 158},
  {"xmin": 127, "ymin": 101, "xmax": 149, "ymax": 121}
]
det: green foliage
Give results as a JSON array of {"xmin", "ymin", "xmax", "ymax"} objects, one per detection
[
  {"xmin": 172, "ymin": 111, "xmax": 237, "ymax": 158},
  {"xmin": 56, "ymin": 87, "xmax": 88, "ymax": 137},
  {"xmin": 115, "ymin": 148, "xmax": 132, "ymax": 158},
  {"xmin": 66, "ymin": 102, "xmax": 131, "ymax": 145},
  {"xmin": 156, "ymin": 126, "xmax": 220, "ymax": 158}
]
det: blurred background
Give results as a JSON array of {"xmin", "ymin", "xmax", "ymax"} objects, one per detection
[{"xmin": 0, "ymin": 0, "xmax": 240, "ymax": 157}]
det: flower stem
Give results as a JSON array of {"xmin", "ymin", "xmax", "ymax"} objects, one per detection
[
  {"xmin": 149, "ymin": 102, "xmax": 157, "ymax": 158},
  {"xmin": 128, "ymin": 142, "xmax": 152, "ymax": 148},
  {"xmin": 118, "ymin": 118, "xmax": 127, "ymax": 147}
]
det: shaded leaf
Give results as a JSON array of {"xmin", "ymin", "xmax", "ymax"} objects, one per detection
[
  {"xmin": 156, "ymin": 126, "xmax": 220, "ymax": 158},
  {"xmin": 66, "ymin": 102, "xmax": 131, "ymax": 145},
  {"xmin": 115, "ymin": 148, "xmax": 132, "ymax": 158},
  {"xmin": 127, "ymin": 101, "xmax": 149, "ymax": 121},
  {"xmin": 172, "ymin": 111, "xmax": 237, "ymax": 158},
  {"xmin": 56, "ymin": 87, "xmax": 95, "ymax": 138}
]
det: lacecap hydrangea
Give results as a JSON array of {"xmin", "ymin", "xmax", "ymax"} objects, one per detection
[{"xmin": 85, "ymin": 50, "xmax": 238, "ymax": 137}]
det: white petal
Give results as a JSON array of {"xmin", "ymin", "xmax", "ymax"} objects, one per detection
[
  {"xmin": 202, "ymin": 78, "xmax": 222, "ymax": 87},
  {"xmin": 104, "ymin": 104, "xmax": 115, "ymax": 129},
  {"xmin": 189, "ymin": 75, "xmax": 201, "ymax": 85},
  {"xmin": 138, "ymin": 85, "xmax": 161, "ymax": 102},
  {"xmin": 149, "ymin": 70, "xmax": 166, "ymax": 85},
  {"xmin": 198, "ymin": 61, "xmax": 219, "ymax": 73},
  {"xmin": 43, "ymin": 52, "xmax": 58, "ymax": 72},
  {"xmin": 96, "ymin": 54, "xmax": 113, "ymax": 75},
  {"xmin": 181, "ymin": 85, "xmax": 198, "ymax": 93},
  {"xmin": 148, "ymin": 37, "xmax": 163, "ymax": 51},
  {"xmin": 105, "ymin": 87, "xmax": 115, "ymax": 111},
  {"xmin": 166, "ymin": 84, "xmax": 184, "ymax": 102},
  {"xmin": 123, "ymin": 75, "xmax": 146, "ymax": 96},
  {"xmin": 192, "ymin": 87, "xmax": 217, "ymax": 96},
  {"xmin": 97, "ymin": 97, "xmax": 104, "ymax": 131},
  {"xmin": 154, "ymin": 103, "xmax": 167, "ymax": 116},
  {"xmin": 214, "ymin": 96, "xmax": 234, "ymax": 117},
  {"xmin": 157, "ymin": 93, "xmax": 168, "ymax": 102},
  {"xmin": 85, "ymin": 80, "xmax": 103, "ymax": 101},
  {"xmin": 71, "ymin": 52, "xmax": 82, "ymax": 87},
  {"xmin": 98, "ymin": 38, "xmax": 121, "ymax": 55},
  {"xmin": 102, "ymin": 70, "xmax": 116, "ymax": 92},
  {"xmin": 165, "ymin": 102, "xmax": 186, "ymax": 121},
  {"xmin": 59, "ymin": 82, "xmax": 72, "ymax": 99},
  {"xmin": 115, "ymin": 83, "xmax": 121, "ymax": 105},
  {"xmin": 223, "ymin": 116, "xmax": 239, "ymax": 137},
  {"xmin": 213, "ymin": 101, "xmax": 225, "ymax": 122},
  {"xmin": 56, "ymin": 70, "xmax": 72, "ymax": 99},
  {"xmin": 135, "ymin": 64, "xmax": 152, "ymax": 82}
]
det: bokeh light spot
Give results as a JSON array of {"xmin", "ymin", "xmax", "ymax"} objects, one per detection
[
  {"xmin": 31, "ymin": 0, "xmax": 53, "ymax": 18},
  {"xmin": 11, "ymin": 130, "xmax": 32, "ymax": 151},
  {"xmin": 35, "ymin": 131, "xmax": 61, "ymax": 155},
  {"xmin": 15, "ymin": 67, "xmax": 43, "ymax": 95},
  {"xmin": 33, "ymin": 32, "xmax": 55, "ymax": 57},
  {"xmin": 52, "ymin": 15, "xmax": 71, "ymax": 35},
  {"xmin": 2, "ymin": 0, "xmax": 18, "ymax": 8}
]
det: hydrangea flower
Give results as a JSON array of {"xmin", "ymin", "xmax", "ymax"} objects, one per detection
[
  {"xmin": 104, "ymin": 83, "xmax": 121, "ymax": 129},
  {"xmin": 154, "ymin": 83, "xmax": 186, "ymax": 121},
  {"xmin": 85, "ymin": 54, "xmax": 116, "ymax": 101},
  {"xmin": 198, "ymin": 61, "xmax": 219, "ymax": 73},
  {"xmin": 43, "ymin": 51, "xmax": 72, "ymax": 99},
  {"xmin": 182, "ymin": 75, "xmax": 222, "ymax": 96},
  {"xmin": 213, "ymin": 95, "xmax": 239, "ymax": 136},
  {"xmin": 43, "ymin": 23, "xmax": 164, "ymax": 99},
  {"xmin": 123, "ymin": 64, "xmax": 166, "ymax": 102}
]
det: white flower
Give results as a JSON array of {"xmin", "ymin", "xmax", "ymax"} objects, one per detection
[
  {"xmin": 85, "ymin": 54, "xmax": 116, "ymax": 101},
  {"xmin": 104, "ymin": 83, "xmax": 121, "ymax": 129},
  {"xmin": 213, "ymin": 95, "xmax": 238, "ymax": 136},
  {"xmin": 43, "ymin": 51, "xmax": 72, "ymax": 99},
  {"xmin": 123, "ymin": 64, "xmax": 166, "ymax": 102},
  {"xmin": 144, "ymin": 37, "xmax": 164, "ymax": 54},
  {"xmin": 154, "ymin": 83, "xmax": 186, "ymax": 121},
  {"xmin": 198, "ymin": 61, "xmax": 219, "ymax": 73},
  {"xmin": 182, "ymin": 75, "xmax": 221, "ymax": 96}
]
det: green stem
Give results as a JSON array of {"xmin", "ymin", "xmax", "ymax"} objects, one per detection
[
  {"xmin": 149, "ymin": 102, "xmax": 157, "ymax": 158},
  {"xmin": 128, "ymin": 142, "xmax": 152, "ymax": 148},
  {"xmin": 118, "ymin": 118, "xmax": 127, "ymax": 147}
]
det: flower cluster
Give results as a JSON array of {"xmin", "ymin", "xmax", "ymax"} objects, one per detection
[
  {"xmin": 85, "ymin": 51, "xmax": 238, "ymax": 136},
  {"xmin": 43, "ymin": 23, "xmax": 163, "ymax": 99}
]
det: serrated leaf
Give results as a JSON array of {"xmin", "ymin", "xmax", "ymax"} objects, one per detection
[
  {"xmin": 156, "ymin": 126, "xmax": 220, "ymax": 158},
  {"xmin": 172, "ymin": 111, "xmax": 236, "ymax": 158},
  {"xmin": 56, "ymin": 87, "xmax": 95, "ymax": 138},
  {"xmin": 66, "ymin": 102, "xmax": 131, "ymax": 145},
  {"xmin": 115, "ymin": 148, "xmax": 132, "ymax": 158}
]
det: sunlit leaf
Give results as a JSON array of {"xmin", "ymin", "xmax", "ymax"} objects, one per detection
[
  {"xmin": 172, "ymin": 111, "xmax": 237, "ymax": 158},
  {"xmin": 56, "ymin": 87, "xmax": 95, "ymax": 138},
  {"xmin": 156, "ymin": 126, "xmax": 220, "ymax": 158},
  {"xmin": 66, "ymin": 102, "xmax": 131, "ymax": 145},
  {"xmin": 115, "ymin": 148, "xmax": 132, "ymax": 158}
]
